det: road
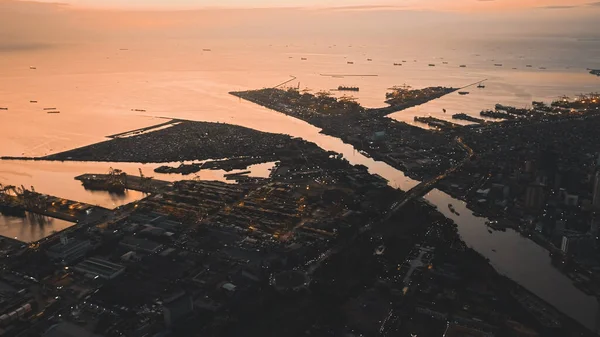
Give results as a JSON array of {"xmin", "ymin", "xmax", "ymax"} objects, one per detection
[
  {"xmin": 305, "ymin": 137, "xmax": 474, "ymax": 275},
  {"xmin": 384, "ymin": 136, "xmax": 473, "ymax": 220}
]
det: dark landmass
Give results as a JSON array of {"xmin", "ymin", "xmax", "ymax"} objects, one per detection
[
  {"xmin": 30, "ymin": 121, "xmax": 304, "ymax": 163},
  {"xmin": 230, "ymin": 87, "xmax": 464, "ymax": 180}
]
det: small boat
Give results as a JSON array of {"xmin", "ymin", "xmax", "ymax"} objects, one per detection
[
  {"xmin": 402, "ymin": 60, "xmax": 407, "ymax": 63},
  {"xmin": 458, "ymin": 91, "xmax": 469, "ymax": 95},
  {"xmin": 347, "ymin": 61, "xmax": 354, "ymax": 64},
  {"xmin": 428, "ymin": 64, "xmax": 436, "ymax": 67},
  {"xmin": 46, "ymin": 111, "xmax": 60, "ymax": 114},
  {"xmin": 488, "ymin": 230, "xmax": 493, "ymax": 234},
  {"xmin": 367, "ymin": 58, "xmax": 372, "ymax": 61},
  {"xmin": 288, "ymin": 56, "xmax": 293, "ymax": 58},
  {"xmin": 119, "ymin": 48, "xmax": 129, "ymax": 51},
  {"xmin": 459, "ymin": 65, "xmax": 467, "ymax": 68},
  {"xmin": 301, "ymin": 58, "xmax": 307, "ymax": 61},
  {"xmin": 492, "ymin": 249, "xmax": 497, "ymax": 252},
  {"xmin": 29, "ymin": 66, "xmax": 36, "ymax": 70},
  {"xmin": 526, "ymin": 65, "xmax": 533, "ymax": 68},
  {"xmin": 494, "ymin": 64, "xmax": 503, "ymax": 67},
  {"xmin": 442, "ymin": 62, "xmax": 448, "ymax": 64},
  {"xmin": 30, "ymin": 100, "xmax": 38, "ymax": 103},
  {"xmin": 0, "ymin": 107, "xmax": 8, "ymax": 110},
  {"xmin": 131, "ymin": 109, "xmax": 146, "ymax": 112},
  {"xmin": 43, "ymin": 107, "xmax": 57, "ymax": 110},
  {"xmin": 202, "ymin": 49, "xmax": 212, "ymax": 52},
  {"xmin": 539, "ymin": 67, "xmax": 547, "ymax": 70},
  {"xmin": 393, "ymin": 63, "xmax": 402, "ymax": 66},
  {"xmin": 477, "ymin": 84, "xmax": 485, "ymax": 89}
]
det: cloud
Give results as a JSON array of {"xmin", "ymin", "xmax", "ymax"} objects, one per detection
[
  {"xmin": 539, "ymin": 5, "xmax": 578, "ymax": 9},
  {"xmin": 321, "ymin": 5, "xmax": 407, "ymax": 12}
]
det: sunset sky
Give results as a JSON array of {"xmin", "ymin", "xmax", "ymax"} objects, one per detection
[
  {"xmin": 12, "ymin": 0, "xmax": 600, "ymax": 11},
  {"xmin": 1, "ymin": 0, "xmax": 599, "ymax": 49}
]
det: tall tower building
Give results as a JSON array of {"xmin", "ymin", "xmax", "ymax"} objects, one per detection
[
  {"xmin": 593, "ymin": 171, "xmax": 600, "ymax": 210},
  {"xmin": 525, "ymin": 183, "xmax": 545, "ymax": 210}
]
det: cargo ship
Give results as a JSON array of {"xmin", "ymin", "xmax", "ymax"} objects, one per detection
[
  {"xmin": 367, "ymin": 58, "xmax": 372, "ymax": 61},
  {"xmin": 477, "ymin": 83, "xmax": 485, "ymax": 88},
  {"xmin": 301, "ymin": 58, "xmax": 307, "ymax": 61},
  {"xmin": 131, "ymin": 109, "xmax": 146, "ymax": 112},
  {"xmin": 494, "ymin": 64, "xmax": 503, "ymax": 67},
  {"xmin": 0, "ymin": 203, "xmax": 26, "ymax": 217},
  {"xmin": 526, "ymin": 65, "xmax": 532, "ymax": 68},
  {"xmin": 43, "ymin": 108, "xmax": 57, "ymax": 110},
  {"xmin": 393, "ymin": 63, "xmax": 402, "ymax": 66},
  {"xmin": 428, "ymin": 64, "xmax": 436, "ymax": 67},
  {"xmin": 338, "ymin": 86, "xmax": 359, "ymax": 92},
  {"xmin": 459, "ymin": 65, "xmax": 466, "ymax": 68},
  {"xmin": 347, "ymin": 61, "xmax": 354, "ymax": 64},
  {"xmin": 203, "ymin": 49, "xmax": 212, "ymax": 52},
  {"xmin": 46, "ymin": 111, "xmax": 60, "ymax": 114},
  {"xmin": 30, "ymin": 100, "xmax": 38, "ymax": 103},
  {"xmin": 458, "ymin": 91, "xmax": 469, "ymax": 95},
  {"xmin": 0, "ymin": 107, "xmax": 7, "ymax": 111},
  {"xmin": 79, "ymin": 176, "xmax": 126, "ymax": 194}
]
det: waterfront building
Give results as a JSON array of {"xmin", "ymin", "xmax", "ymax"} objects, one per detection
[
  {"xmin": 46, "ymin": 236, "xmax": 92, "ymax": 263},
  {"xmin": 561, "ymin": 233, "xmax": 595, "ymax": 258}
]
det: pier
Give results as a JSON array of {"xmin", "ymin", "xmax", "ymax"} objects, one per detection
[
  {"xmin": 75, "ymin": 173, "xmax": 172, "ymax": 194},
  {"xmin": 0, "ymin": 191, "xmax": 108, "ymax": 223},
  {"xmin": 452, "ymin": 113, "xmax": 486, "ymax": 124},
  {"xmin": 414, "ymin": 116, "xmax": 461, "ymax": 130}
]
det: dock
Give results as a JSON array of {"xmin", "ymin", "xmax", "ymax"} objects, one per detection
[
  {"xmin": 452, "ymin": 113, "xmax": 486, "ymax": 124},
  {"xmin": 75, "ymin": 174, "xmax": 172, "ymax": 193},
  {"xmin": 480, "ymin": 110, "xmax": 516, "ymax": 120},
  {"xmin": 414, "ymin": 116, "xmax": 461, "ymax": 130},
  {"xmin": 0, "ymin": 192, "xmax": 109, "ymax": 223}
]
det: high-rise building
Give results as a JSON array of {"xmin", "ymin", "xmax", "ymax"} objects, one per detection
[
  {"xmin": 561, "ymin": 233, "xmax": 596, "ymax": 258},
  {"xmin": 593, "ymin": 171, "xmax": 600, "ymax": 210},
  {"xmin": 525, "ymin": 184, "xmax": 545, "ymax": 210}
]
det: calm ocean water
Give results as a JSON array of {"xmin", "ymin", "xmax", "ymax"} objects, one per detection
[{"xmin": 1, "ymin": 36, "xmax": 600, "ymax": 329}]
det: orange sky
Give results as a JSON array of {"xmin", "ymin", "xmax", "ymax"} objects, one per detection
[{"xmin": 5, "ymin": 0, "xmax": 600, "ymax": 11}]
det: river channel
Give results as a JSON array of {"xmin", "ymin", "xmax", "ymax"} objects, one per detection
[{"xmin": 1, "ymin": 113, "xmax": 598, "ymax": 331}]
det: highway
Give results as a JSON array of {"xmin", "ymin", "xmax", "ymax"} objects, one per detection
[
  {"xmin": 384, "ymin": 136, "xmax": 473, "ymax": 220},
  {"xmin": 305, "ymin": 137, "xmax": 474, "ymax": 275}
]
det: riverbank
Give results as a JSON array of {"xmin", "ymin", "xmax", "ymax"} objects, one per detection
[{"xmin": 230, "ymin": 88, "xmax": 464, "ymax": 181}]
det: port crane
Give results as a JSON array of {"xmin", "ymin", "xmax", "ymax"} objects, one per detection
[{"xmin": 139, "ymin": 168, "xmax": 154, "ymax": 192}]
